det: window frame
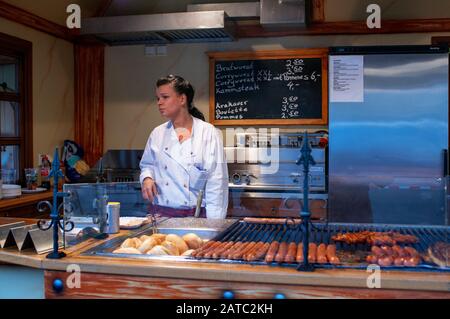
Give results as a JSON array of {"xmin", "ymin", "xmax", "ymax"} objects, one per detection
[{"xmin": 0, "ymin": 32, "xmax": 32, "ymax": 184}]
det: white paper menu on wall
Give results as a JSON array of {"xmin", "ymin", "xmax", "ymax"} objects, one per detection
[{"xmin": 329, "ymin": 55, "xmax": 364, "ymax": 102}]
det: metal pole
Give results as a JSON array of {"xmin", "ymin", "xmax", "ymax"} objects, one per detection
[{"xmin": 296, "ymin": 132, "xmax": 316, "ymax": 272}]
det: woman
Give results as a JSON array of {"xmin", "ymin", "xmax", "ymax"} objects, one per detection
[{"xmin": 140, "ymin": 75, "xmax": 228, "ymax": 219}]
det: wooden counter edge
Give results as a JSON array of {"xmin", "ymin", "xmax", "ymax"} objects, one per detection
[
  {"xmin": 0, "ymin": 191, "xmax": 52, "ymax": 210},
  {"xmin": 1, "ymin": 248, "xmax": 447, "ymax": 293},
  {"xmin": 0, "ymin": 229, "xmax": 449, "ymax": 293}
]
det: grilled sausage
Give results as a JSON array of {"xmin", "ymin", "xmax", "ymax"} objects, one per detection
[
  {"xmin": 243, "ymin": 241, "xmax": 264, "ymax": 260},
  {"xmin": 403, "ymin": 256, "xmax": 420, "ymax": 267},
  {"xmin": 404, "ymin": 247, "xmax": 419, "ymax": 258},
  {"xmin": 192, "ymin": 241, "xmax": 218, "ymax": 258},
  {"xmin": 265, "ymin": 241, "xmax": 280, "ymax": 263},
  {"xmin": 394, "ymin": 257, "xmax": 405, "ymax": 266},
  {"xmin": 228, "ymin": 241, "xmax": 250, "ymax": 260},
  {"xmin": 247, "ymin": 242, "xmax": 270, "ymax": 261},
  {"xmin": 203, "ymin": 241, "xmax": 227, "ymax": 258},
  {"xmin": 317, "ymin": 243, "xmax": 328, "ymax": 264},
  {"xmin": 222, "ymin": 242, "xmax": 243, "ymax": 259},
  {"xmin": 371, "ymin": 245, "xmax": 384, "ymax": 257},
  {"xmin": 275, "ymin": 242, "xmax": 288, "ymax": 263},
  {"xmin": 219, "ymin": 242, "xmax": 239, "ymax": 259},
  {"xmin": 204, "ymin": 241, "xmax": 228, "ymax": 259},
  {"xmin": 284, "ymin": 242, "xmax": 298, "ymax": 263},
  {"xmin": 296, "ymin": 243, "xmax": 304, "ymax": 263},
  {"xmin": 377, "ymin": 255, "xmax": 394, "ymax": 267},
  {"xmin": 212, "ymin": 241, "xmax": 238, "ymax": 259},
  {"xmin": 326, "ymin": 244, "xmax": 340, "ymax": 264},
  {"xmin": 366, "ymin": 255, "xmax": 378, "ymax": 264},
  {"xmin": 392, "ymin": 245, "xmax": 406, "ymax": 258},
  {"xmin": 380, "ymin": 245, "xmax": 393, "ymax": 256},
  {"xmin": 232, "ymin": 241, "xmax": 258, "ymax": 260},
  {"xmin": 190, "ymin": 241, "xmax": 212, "ymax": 257},
  {"xmin": 212, "ymin": 241, "xmax": 235, "ymax": 259},
  {"xmin": 307, "ymin": 243, "xmax": 317, "ymax": 263}
]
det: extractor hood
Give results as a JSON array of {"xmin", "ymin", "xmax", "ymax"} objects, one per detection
[{"xmin": 80, "ymin": 10, "xmax": 235, "ymax": 45}]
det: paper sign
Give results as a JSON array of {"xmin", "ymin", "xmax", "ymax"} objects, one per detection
[{"xmin": 330, "ymin": 55, "xmax": 364, "ymax": 102}]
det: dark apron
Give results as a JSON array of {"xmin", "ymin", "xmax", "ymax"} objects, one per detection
[{"xmin": 148, "ymin": 204, "xmax": 206, "ymax": 218}]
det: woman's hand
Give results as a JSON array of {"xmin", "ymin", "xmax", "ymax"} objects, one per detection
[{"xmin": 142, "ymin": 177, "xmax": 158, "ymax": 202}]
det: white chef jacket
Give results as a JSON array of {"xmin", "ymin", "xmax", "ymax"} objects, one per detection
[{"xmin": 139, "ymin": 116, "xmax": 228, "ymax": 219}]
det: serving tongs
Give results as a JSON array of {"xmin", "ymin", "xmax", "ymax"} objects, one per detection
[
  {"xmin": 146, "ymin": 199, "xmax": 159, "ymax": 234},
  {"xmin": 148, "ymin": 213, "xmax": 158, "ymax": 234}
]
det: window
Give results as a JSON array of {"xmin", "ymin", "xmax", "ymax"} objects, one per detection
[{"xmin": 0, "ymin": 32, "xmax": 32, "ymax": 185}]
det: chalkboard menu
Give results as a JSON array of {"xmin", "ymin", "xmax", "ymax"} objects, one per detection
[{"xmin": 208, "ymin": 49, "xmax": 328, "ymax": 125}]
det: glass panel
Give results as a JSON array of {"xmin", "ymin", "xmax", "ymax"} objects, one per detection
[
  {"xmin": 64, "ymin": 182, "xmax": 148, "ymax": 221},
  {"xmin": 1, "ymin": 145, "xmax": 19, "ymax": 183},
  {"xmin": 0, "ymin": 101, "xmax": 19, "ymax": 136},
  {"xmin": 0, "ymin": 55, "xmax": 18, "ymax": 93}
]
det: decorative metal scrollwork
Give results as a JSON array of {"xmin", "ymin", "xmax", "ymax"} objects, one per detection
[{"xmin": 36, "ymin": 147, "xmax": 72, "ymax": 259}]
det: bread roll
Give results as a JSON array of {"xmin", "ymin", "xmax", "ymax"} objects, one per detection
[
  {"xmin": 137, "ymin": 237, "xmax": 157, "ymax": 253},
  {"xmin": 146, "ymin": 245, "xmax": 170, "ymax": 256},
  {"xmin": 120, "ymin": 237, "xmax": 142, "ymax": 249},
  {"xmin": 181, "ymin": 249, "xmax": 195, "ymax": 256},
  {"xmin": 182, "ymin": 233, "xmax": 203, "ymax": 250},
  {"xmin": 132, "ymin": 238, "xmax": 142, "ymax": 248},
  {"xmin": 113, "ymin": 247, "xmax": 142, "ymax": 254},
  {"xmin": 139, "ymin": 235, "xmax": 152, "ymax": 242},
  {"xmin": 165, "ymin": 234, "xmax": 189, "ymax": 254},
  {"xmin": 161, "ymin": 240, "xmax": 180, "ymax": 256},
  {"xmin": 150, "ymin": 233, "xmax": 167, "ymax": 245},
  {"xmin": 121, "ymin": 238, "xmax": 136, "ymax": 249}
]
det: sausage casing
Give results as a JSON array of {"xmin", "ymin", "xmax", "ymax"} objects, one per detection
[
  {"xmin": 212, "ymin": 241, "xmax": 235, "ymax": 259},
  {"xmin": 284, "ymin": 242, "xmax": 297, "ymax": 263},
  {"xmin": 265, "ymin": 241, "xmax": 280, "ymax": 263},
  {"xmin": 404, "ymin": 247, "xmax": 419, "ymax": 258},
  {"xmin": 248, "ymin": 242, "xmax": 270, "ymax": 261},
  {"xmin": 232, "ymin": 241, "xmax": 258, "ymax": 260},
  {"xmin": 308, "ymin": 243, "xmax": 317, "ymax": 263},
  {"xmin": 404, "ymin": 256, "xmax": 420, "ymax": 267},
  {"xmin": 326, "ymin": 244, "xmax": 340, "ymax": 264},
  {"xmin": 243, "ymin": 241, "xmax": 263, "ymax": 260},
  {"xmin": 366, "ymin": 255, "xmax": 378, "ymax": 264},
  {"xmin": 296, "ymin": 243, "xmax": 304, "ymax": 263},
  {"xmin": 193, "ymin": 241, "xmax": 218, "ymax": 258},
  {"xmin": 377, "ymin": 255, "xmax": 394, "ymax": 267},
  {"xmin": 317, "ymin": 243, "xmax": 328, "ymax": 264},
  {"xmin": 371, "ymin": 245, "xmax": 384, "ymax": 257},
  {"xmin": 222, "ymin": 242, "xmax": 243, "ymax": 259},
  {"xmin": 275, "ymin": 242, "xmax": 288, "ymax": 263}
]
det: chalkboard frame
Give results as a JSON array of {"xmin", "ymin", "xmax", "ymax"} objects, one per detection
[{"xmin": 208, "ymin": 48, "xmax": 328, "ymax": 126}]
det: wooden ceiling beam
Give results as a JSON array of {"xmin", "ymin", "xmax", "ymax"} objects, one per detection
[
  {"xmin": 94, "ymin": 0, "xmax": 113, "ymax": 17},
  {"xmin": 0, "ymin": 0, "xmax": 77, "ymax": 42},
  {"xmin": 236, "ymin": 18, "xmax": 450, "ymax": 37}
]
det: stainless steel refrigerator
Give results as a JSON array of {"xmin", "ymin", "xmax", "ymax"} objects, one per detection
[{"xmin": 328, "ymin": 46, "xmax": 449, "ymax": 225}]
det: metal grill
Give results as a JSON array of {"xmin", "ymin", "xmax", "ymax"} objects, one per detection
[{"xmin": 196, "ymin": 221, "xmax": 449, "ymax": 272}]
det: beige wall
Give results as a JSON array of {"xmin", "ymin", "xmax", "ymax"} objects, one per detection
[
  {"xmin": 0, "ymin": 17, "xmax": 74, "ymax": 166},
  {"xmin": 104, "ymin": 32, "xmax": 450, "ymax": 151}
]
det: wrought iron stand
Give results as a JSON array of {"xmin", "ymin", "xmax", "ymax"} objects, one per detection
[
  {"xmin": 37, "ymin": 147, "xmax": 74, "ymax": 259},
  {"xmin": 296, "ymin": 132, "xmax": 316, "ymax": 272}
]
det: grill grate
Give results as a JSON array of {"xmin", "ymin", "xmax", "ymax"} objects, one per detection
[{"xmin": 197, "ymin": 221, "xmax": 449, "ymax": 272}]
